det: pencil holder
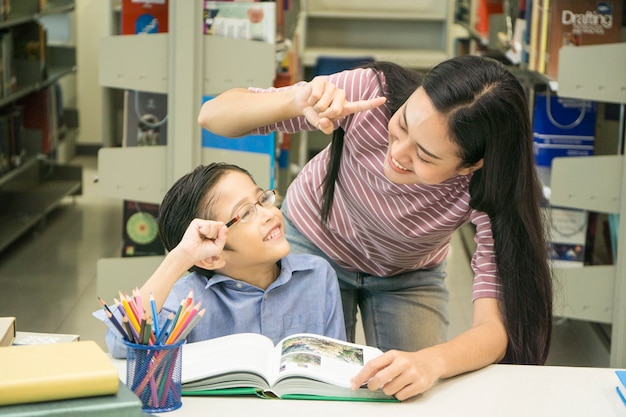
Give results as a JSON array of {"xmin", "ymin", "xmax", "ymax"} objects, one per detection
[{"xmin": 124, "ymin": 340, "xmax": 184, "ymax": 413}]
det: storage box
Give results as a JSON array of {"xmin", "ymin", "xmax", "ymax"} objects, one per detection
[{"xmin": 533, "ymin": 92, "xmax": 596, "ymax": 167}]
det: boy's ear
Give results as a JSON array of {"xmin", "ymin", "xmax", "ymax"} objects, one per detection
[{"xmin": 197, "ymin": 256, "xmax": 226, "ymax": 271}]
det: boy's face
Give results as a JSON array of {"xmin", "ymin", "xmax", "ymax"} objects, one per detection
[{"xmin": 212, "ymin": 171, "xmax": 290, "ymax": 275}]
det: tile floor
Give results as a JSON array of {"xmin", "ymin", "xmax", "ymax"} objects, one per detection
[{"xmin": 0, "ymin": 155, "xmax": 611, "ymax": 368}]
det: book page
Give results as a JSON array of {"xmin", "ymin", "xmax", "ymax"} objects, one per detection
[
  {"xmin": 181, "ymin": 333, "xmax": 275, "ymax": 389},
  {"xmin": 269, "ymin": 334, "xmax": 383, "ymax": 388}
]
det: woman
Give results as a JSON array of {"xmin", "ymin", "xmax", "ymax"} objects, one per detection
[{"xmin": 198, "ymin": 55, "xmax": 553, "ymax": 400}]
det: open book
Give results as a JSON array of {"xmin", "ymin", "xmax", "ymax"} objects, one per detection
[{"xmin": 181, "ymin": 333, "xmax": 397, "ymax": 402}]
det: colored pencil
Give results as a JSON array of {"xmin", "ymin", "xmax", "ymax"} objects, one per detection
[
  {"xmin": 155, "ymin": 312, "xmax": 174, "ymax": 345},
  {"xmin": 122, "ymin": 315, "xmax": 138, "ymax": 343},
  {"xmin": 138, "ymin": 314, "xmax": 147, "ymax": 345},
  {"xmin": 174, "ymin": 308, "xmax": 205, "ymax": 344},
  {"xmin": 133, "ymin": 287, "xmax": 144, "ymax": 318},
  {"xmin": 168, "ymin": 299, "xmax": 185, "ymax": 337},
  {"xmin": 143, "ymin": 317, "xmax": 152, "ymax": 345},
  {"xmin": 119, "ymin": 291, "xmax": 141, "ymax": 331},
  {"xmin": 166, "ymin": 302, "xmax": 196, "ymax": 344},
  {"xmin": 150, "ymin": 292, "xmax": 160, "ymax": 339},
  {"xmin": 104, "ymin": 308, "xmax": 128, "ymax": 340}
]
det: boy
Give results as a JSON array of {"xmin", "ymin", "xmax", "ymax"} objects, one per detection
[{"xmin": 104, "ymin": 163, "xmax": 346, "ymax": 358}]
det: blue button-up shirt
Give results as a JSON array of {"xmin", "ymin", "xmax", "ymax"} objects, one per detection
[{"xmin": 104, "ymin": 253, "xmax": 346, "ymax": 358}]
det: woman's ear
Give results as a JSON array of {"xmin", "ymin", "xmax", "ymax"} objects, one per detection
[
  {"xmin": 197, "ymin": 256, "xmax": 226, "ymax": 271},
  {"xmin": 459, "ymin": 158, "xmax": 483, "ymax": 176}
]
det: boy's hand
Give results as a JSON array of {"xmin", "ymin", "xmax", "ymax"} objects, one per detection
[{"xmin": 178, "ymin": 219, "xmax": 228, "ymax": 264}]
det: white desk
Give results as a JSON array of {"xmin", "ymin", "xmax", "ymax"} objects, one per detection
[{"xmin": 111, "ymin": 359, "xmax": 625, "ymax": 417}]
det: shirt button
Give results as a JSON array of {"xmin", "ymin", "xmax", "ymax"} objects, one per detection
[
  {"xmin": 236, "ymin": 283, "xmax": 242, "ymax": 288},
  {"xmin": 264, "ymin": 294, "xmax": 269, "ymax": 299}
]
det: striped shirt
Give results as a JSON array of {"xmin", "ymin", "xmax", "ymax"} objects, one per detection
[{"xmin": 250, "ymin": 68, "xmax": 500, "ymax": 300}]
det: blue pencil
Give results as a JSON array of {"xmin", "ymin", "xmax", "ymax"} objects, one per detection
[
  {"xmin": 150, "ymin": 292, "xmax": 160, "ymax": 340},
  {"xmin": 155, "ymin": 312, "xmax": 174, "ymax": 345}
]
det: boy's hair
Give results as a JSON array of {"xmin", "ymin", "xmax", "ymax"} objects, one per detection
[{"xmin": 158, "ymin": 162, "xmax": 253, "ymax": 276}]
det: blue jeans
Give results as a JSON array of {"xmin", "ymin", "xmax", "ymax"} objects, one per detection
[{"xmin": 282, "ymin": 199, "xmax": 450, "ymax": 352}]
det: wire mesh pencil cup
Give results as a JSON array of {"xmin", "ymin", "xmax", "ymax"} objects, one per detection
[{"xmin": 124, "ymin": 339, "xmax": 184, "ymax": 413}]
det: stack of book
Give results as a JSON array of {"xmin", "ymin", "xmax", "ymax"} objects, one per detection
[
  {"xmin": 0, "ymin": 341, "xmax": 143, "ymax": 416},
  {"xmin": 0, "ymin": 317, "xmax": 15, "ymax": 347}
]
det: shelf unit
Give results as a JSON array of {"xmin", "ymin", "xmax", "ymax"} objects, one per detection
[
  {"xmin": 549, "ymin": 43, "xmax": 626, "ymax": 368},
  {"xmin": 0, "ymin": 0, "xmax": 81, "ymax": 253},
  {"xmin": 96, "ymin": 0, "xmax": 276, "ymax": 278},
  {"xmin": 295, "ymin": 0, "xmax": 456, "ymax": 69}
]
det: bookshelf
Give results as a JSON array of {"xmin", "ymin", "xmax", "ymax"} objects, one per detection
[
  {"xmin": 549, "ymin": 43, "xmax": 626, "ymax": 368},
  {"xmin": 0, "ymin": 0, "xmax": 81, "ymax": 253},
  {"xmin": 96, "ymin": 0, "xmax": 276, "ymax": 276},
  {"xmin": 295, "ymin": 0, "xmax": 456, "ymax": 70}
]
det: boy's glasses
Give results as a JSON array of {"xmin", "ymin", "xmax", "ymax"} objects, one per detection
[{"xmin": 225, "ymin": 190, "xmax": 276, "ymax": 228}]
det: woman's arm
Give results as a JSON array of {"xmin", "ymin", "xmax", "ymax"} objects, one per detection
[
  {"xmin": 198, "ymin": 87, "xmax": 303, "ymax": 137},
  {"xmin": 351, "ymin": 297, "xmax": 507, "ymax": 400},
  {"xmin": 197, "ymin": 78, "xmax": 387, "ymax": 137}
]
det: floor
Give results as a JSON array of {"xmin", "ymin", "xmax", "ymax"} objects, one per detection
[{"xmin": 0, "ymin": 155, "xmax": 611, "ymax": 368}]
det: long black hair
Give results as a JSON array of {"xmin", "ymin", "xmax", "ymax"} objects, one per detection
[{"xmin": 421, "ymin": 55, "xmax": 552, "ymax": 364}]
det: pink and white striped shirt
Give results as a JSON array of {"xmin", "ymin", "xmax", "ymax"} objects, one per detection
[{"xmin": 251, "ymin": 68, "xmax": 500, "ymax": 300}]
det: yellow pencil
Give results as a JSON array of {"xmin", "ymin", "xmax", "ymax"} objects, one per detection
[{"xmin": 119, "ymin": 290, "xmax": 140, "ymax": 331}]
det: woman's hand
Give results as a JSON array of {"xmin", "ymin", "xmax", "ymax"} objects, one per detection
[
  {"xmin": 351, "ymin": 299, "xmax": 508, "ymax": 401},
  {"xmin": 295, "ymin": 76, "xmax": 387, "ymax": 134},
  {"xmin": 351, "ymin": 349, "xmax": 443, "ymax": 401}
]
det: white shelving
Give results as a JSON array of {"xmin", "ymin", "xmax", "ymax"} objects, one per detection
[
  {"xmin": 296, "ymin": 0, "xmax": 455, "ymax": 69},
  {"xmin": 97, "ymin": 0, "xmax": 276, "ymax": 278},
  {"xmin": 98, "ymin": 34, "xmax": 275, "ymax": 204},
  {"xmin": 550, "ymin": 43, "xmax": 626, "ymax": 368}
]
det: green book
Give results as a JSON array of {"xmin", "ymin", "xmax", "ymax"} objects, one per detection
[
  {"xmin": 181, "ymin": 333, "xmax": 398, "ymax": 402},
  {"xmin": 0, "ymin": 382, "xmax": 144, "ymax": 417}
]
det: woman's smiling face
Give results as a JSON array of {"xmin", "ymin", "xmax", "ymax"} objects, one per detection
[{"xmin": 383, "ymin": 87, "xmax": 481, "ymax": 185}]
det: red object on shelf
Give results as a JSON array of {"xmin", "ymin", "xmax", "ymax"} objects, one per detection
[
  {"xmin": 476, "ymin": 0, "xmax": 503, "ymax": 38},
  {"xmin": 121, "ymin": 0, "xmax": 169, "ymax": 35}
]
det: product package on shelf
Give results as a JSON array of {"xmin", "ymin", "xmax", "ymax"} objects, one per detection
[
  {"xmin": 16, "ymin": 84, "xmax": 58, "ymax": 155},
  {"xmin": 0, "ymin": 106, "xmax": 25, "ymax": 174},
  {"xmin": 544, "ymin": 205, "xmax": 588, "ymax": 268},
  {"xmin": 544, "ymin": 0, "xmax": 623, "ymax": 79},
  {"xmin": 121, "ymin": 90, "xmax": 167, "ymax": 257},
  {"xmin": 122, "ymin": 90, "xmax": 167, "ymax": 147},
  {"xmin": 120, "ymin": 0, "xmax": 169, "ymax": 35},
  {"xmin": 0, "ymin": 30, "xmax": 16, "ymax": 97},
  {"xmin": 203, "ymin": 1, "xmax": 276, "ymax": 44},
  {"xmin": 12, "ymin": 20, "xmax": 47, "ymax": 86},
  {"xmin": 533, "ymin": 89, "xmax": 597, "ymax": 269},
  {"xmin": 532, "ymin": 91, "xmax": 597, "ymax": 186},
  {"xmin": 122, "ymin": 199, "xmax": 165, "ymax": 257}
]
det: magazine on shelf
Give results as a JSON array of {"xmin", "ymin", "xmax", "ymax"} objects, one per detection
[
  {"xmin": 203, "ymin": 1, "xmax": 276, "ymax": 44},
  {"xmin": 181, "ymin": 333, "xmax": 397, "ymax": 402}
]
